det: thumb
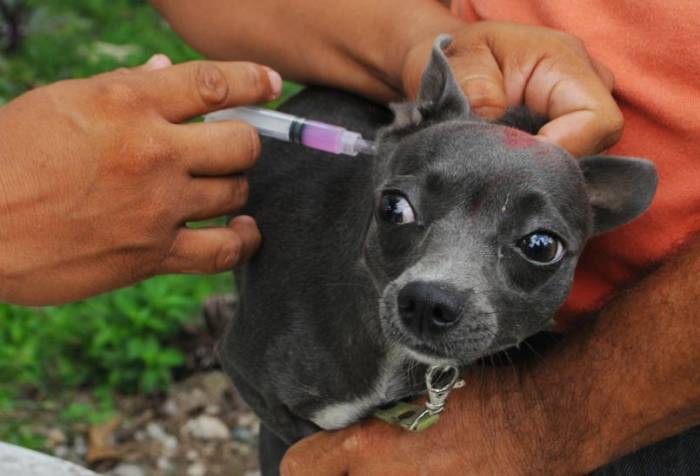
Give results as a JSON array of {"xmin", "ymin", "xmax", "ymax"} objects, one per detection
[{"xmin": 448, "ymin": 44, "xmax": 508, "ymax": 120}]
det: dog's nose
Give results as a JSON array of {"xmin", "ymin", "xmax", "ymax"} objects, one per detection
[{"xmin": 397, "ymin": 282, "xmax": 462, "ymax": 337}]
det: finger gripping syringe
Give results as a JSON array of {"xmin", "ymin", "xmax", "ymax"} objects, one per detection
[{"xmin": 205, "ymin": 106, "xmax": 376, "ymax": 157}]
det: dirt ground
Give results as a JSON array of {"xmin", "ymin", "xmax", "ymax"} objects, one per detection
[{"xmin": 38, "ymin": 295, "xmax": 263, "ymax": 476}]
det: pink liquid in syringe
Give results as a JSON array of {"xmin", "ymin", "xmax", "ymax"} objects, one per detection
[{"xmin": 300, "ymin": 120, "xmax": 343, "ymax": 154}]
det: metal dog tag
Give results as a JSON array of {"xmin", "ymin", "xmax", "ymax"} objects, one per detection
[
  {"xmin": 373, "ymin": 401, "xmax": 440, "ymax": 432},
  {"xmin": 373, "ymin": 365, "xmax": 464, "ymax": 432}
]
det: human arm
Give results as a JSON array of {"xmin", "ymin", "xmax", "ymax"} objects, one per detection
[
  {"xmin": 0, "ymin": 57, "xmax": 282, "ymax": 305},
  {"xmin": 280, "ymin": 236, "xmax": 700, "ymax": 475},
  {"xmin": 150, "ymin": 0, "xmax": 621, "ymax": 156},
  {"xmin": 150, "ymin": 0, "xmax": 461, "ymax": 103}
]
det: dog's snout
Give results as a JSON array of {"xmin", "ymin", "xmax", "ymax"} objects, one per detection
[{"xmin": 397, "ymin": 282, "xmax": 462, "ymax": 337}]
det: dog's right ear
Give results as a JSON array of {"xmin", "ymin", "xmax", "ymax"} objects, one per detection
[
  {"xmin": 389, "ymin": 34, "xmax": 471, "ymax": 130},
  {"xmin": 579, "ymin": 156, "xmax": 658, "ymax": 235}
]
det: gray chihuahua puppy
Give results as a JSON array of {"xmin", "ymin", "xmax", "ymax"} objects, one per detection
[{"xmin": 219, "ymin": 36, "xmax": 657, "ymax": 474}]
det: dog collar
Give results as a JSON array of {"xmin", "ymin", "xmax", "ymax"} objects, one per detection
[{"xmin": 373, "ymin": 365, "xmax": 464, "ymax": 432}]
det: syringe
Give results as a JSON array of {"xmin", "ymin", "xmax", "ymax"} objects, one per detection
[{"xmin": 205, "ymin": 106, "xmax": 376, "ymax": 157}]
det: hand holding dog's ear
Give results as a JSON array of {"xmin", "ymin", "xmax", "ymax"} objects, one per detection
[
  {"xmin": 0, "ymin": 57, "xmax": 281, "ymax": 305},
  {"xmin": 401, "ymin": 22, "xmax": 623, "ymax": 157}
]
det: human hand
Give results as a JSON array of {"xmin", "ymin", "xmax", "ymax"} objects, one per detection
[
  {"xmin": 401, "ymin": 21, "xmax": 623, "ymax": 157},
  {"xmin": 0, "ymin": 55, "xmax": 281, "ymax": 305},
  {"xmin": 280, "ymin": 368, "xmax": 582, "ymax": 476}
]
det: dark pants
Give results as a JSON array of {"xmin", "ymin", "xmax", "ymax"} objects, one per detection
[{"xmin": 592, "ymin": 426, "xmax": 700, "ymax": 476}]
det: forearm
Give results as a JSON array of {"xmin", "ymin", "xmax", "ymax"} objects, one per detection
[
  {"xmin": 149, "ymin": 0, "xmax": 463, "ymax": 102},
  {"xmin": 531, "ymin": 237, "xmax": 700, "ymax": 473}
]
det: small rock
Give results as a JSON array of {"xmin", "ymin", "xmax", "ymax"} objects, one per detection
[
  {"xmin": 146, "ymin": 422, "xmax": 167, "ymax": 442},
  {"xmin": 233, "ymin": 440, "xmax": 252, "ymax": 455},
  {"xmin": 205, "ymin": 404, "xmax": 221, "ymax": 415},
  {"xmin": 176, "ymin": 387, "xmax": 208, "ymax": 414},
  {"xmin": 244, "ymin": 471, "xmax": 261, "ymax": 476},
  {"xmin": 238, "ymin": 413, "xmax": 259, "ymax": 428},
  {"xmin": 201, "ymin": 445, "xmax": 214, "ymax": 457},
  {"xmin": 45, "ymin": 428, "xmax": 67, "ymax": 447},
  {"xmin": 161, "ymin": 399, "xmax": 179, "ymax": 417},
  {"xmin": 162, "ymin": 434, "xmax": 178, "ymax": 454},
  {"xmin": 187, "ymin": 462, "xmax": 206, "ymax": 476},
  {"xmin": 231, "ymin": 426, "xmax": 257, "ymax": 446},
  {"xmin": 186, "ymin": 449, "xmax": 199, "ymax": 461},
  {"xmin": 134, "ymin": 430, "xmax": 146, "ymax": 442},
  {"xmin": 157, "ymin": 456, "xmax": 175, "ymax": 473},
  {"xmin": 109, "ymin": 463, "xmax": 146, "ymax": 476},
  {"xmin": 73, "ymin": 435, "xmax": 87, "ymax": 456},
  {"xmin": 184, "ymin": 415, "xmax": 230, "ymax": 441},
  {"xmin": 201, "ymin": 371, "xmax": 231, "ymax": 400},
  {"xmin": 238, "ymin": 444, "xmax": 251, "ymax": 456},
  {"xmin": 53, "ymin": 445, "xmax": 69, "ymax": 459}
]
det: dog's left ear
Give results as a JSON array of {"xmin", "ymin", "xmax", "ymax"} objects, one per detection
[
  {"xmin": 416, "ymin": 34, "xmax": 471, "ymax": 120},
  {"xmin": 389, "ymin": 34, "xmax": 471, "ymax": 128},
  {"xmin": 579, "ymin": 156, "xmax": 658, "ymax": 235}
]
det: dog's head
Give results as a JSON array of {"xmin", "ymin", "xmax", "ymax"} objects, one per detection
[{"xmin": 363, "ymin": 35, "xmax": 657, "ymax": 365}]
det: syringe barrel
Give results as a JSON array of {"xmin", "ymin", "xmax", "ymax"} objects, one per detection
[
  {"xmin": 300, "ymin": 120, "xmax": 355, "ymax": 155},
  {"xmin": 205, "ymin": 106, "xmax": 373, "ymax": 156},
  {"xmin": 205, "ymin": 106, "xmax": 296, "ymax": 142}
]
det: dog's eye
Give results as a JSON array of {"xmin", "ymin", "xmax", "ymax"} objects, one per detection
[
  {"xmin": 517, "ymin": 232, "xmax": 565, "ymax": 264},
  {"xmin": 378, "ymin": 193, "xmax": 416, "ymax": 225}
]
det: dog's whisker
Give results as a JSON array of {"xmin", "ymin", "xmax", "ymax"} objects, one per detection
[{"xmin": 521, "ymin": 339, "xmax": 546, "ymax": 362}]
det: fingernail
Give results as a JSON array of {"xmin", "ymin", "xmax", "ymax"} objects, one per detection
[
  {"xmin": 264, "ymin": 67, "xmax": 282, "ymax": 99},
  {"xmin": 146, "ymin": 53, "xmax": 172, "ymax": 69}
]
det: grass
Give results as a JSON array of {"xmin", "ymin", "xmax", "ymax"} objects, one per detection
[
  {"xmin": 0, "ymin": 0, "xmax": 301, "ymax": 451},
  {"xmin": 0, "ymin": 0, "xmax": 199, "ymax": 104}
]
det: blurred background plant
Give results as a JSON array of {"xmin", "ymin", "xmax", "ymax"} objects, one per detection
[
  {"xmin": 0, "ymin": 0, "xmax": 300, "ymax": 459},
  {"xmin": 0, "ymin": 0, "xmax": 26, "ymax": 53}
]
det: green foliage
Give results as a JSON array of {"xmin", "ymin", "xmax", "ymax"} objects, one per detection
[
  {"xmin": 0, "ymin": 0, "xmax": 201, "ymax": 104},
  {"xmin": 0, "ymin": 274, "xmax": 232, "ymax": 449},
  {"xmin": 0, "ymin": 0, "xmax": 303, "ymax": 105},
  {"xmin": 0, "ymin": 274, "xmax": 232, "ymax": 397},
  {"xmin": 0, "ymin": 420, "xmax": 46, "ymax": 451},
  {"xmin": 59, "ymin": 397, "xmax": 114, "ymax": 425}
]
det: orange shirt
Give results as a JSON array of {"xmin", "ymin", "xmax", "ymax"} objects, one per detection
[{"xmin": 451, "ymin": 1, "xmax": 700, "ymax": 327}]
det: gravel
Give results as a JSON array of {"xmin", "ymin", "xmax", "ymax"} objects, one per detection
[
  {"xmin": 184, "ymin": 415, "xmax": 231, "ymax": 441},
  {"xmin": 108, "ymin": 463, "xmax": 147, "ymax": 476}
]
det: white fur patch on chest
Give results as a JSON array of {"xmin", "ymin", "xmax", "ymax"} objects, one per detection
[{"xmin": 309, "ymin": 347, "xmax": 408, "ymax": 430}]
